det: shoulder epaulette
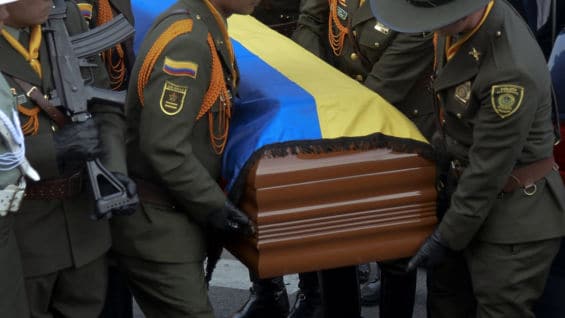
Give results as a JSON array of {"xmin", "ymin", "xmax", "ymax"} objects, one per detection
[{"xmin": 138, "ymin": 18, "xmax": 194, "ymax": 106}]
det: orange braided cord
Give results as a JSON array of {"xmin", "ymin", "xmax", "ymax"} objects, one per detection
[
  {"xmin": 97, "ymin": 0, "xmax": 126, "ymax": 90},
  {"xmin": 328, "ymin": 0, "xmax": 348, "ymax": 56},
  {"xmin": 203, "ymin": 0, "xmax": 237, "ymax": 87},
  {"xmin": 17, "ymin": 105, "xmax": 40, "ymax": 135},
  {"xmin": 137, "ymin": 19, "xmax": 194, "ymax": 106},
  {"xmin": 199, "ymin": 35, "xmax": 231, "ymax": 155}
]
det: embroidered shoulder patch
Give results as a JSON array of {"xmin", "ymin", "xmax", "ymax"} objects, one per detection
[
  {"xmin": 163, "ymin": 57, "xmax": 198, "ymax": 79},
  {"xmin": 77, "ymin": 3, "xmax": 93, "ymax": 21},
  {"xmin": 160, "ymin": 81, "xmax": 188, "ymax": 116},
  {"xmin": 491, "ymin": 84, "xmax": 524, "ymax": 118}
]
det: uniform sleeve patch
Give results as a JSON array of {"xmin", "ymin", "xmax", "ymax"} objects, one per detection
[
  {"xmin": 77, "ymin": 3, "xmax": 93, "ymax": 21},
  {"xmin": 491, "ymin": 84, "xmax": 524, "ymax": 119},
  {"xmin": 163, "ymin": 57, "xmax": 198, "ymax": 79},
  {"xmin": 160, "ymin": 81, "xmax": 188, "ymax": 116}
]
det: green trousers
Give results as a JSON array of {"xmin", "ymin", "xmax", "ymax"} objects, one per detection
[
  {"xmin": 117, "ymin": 255, "xmax": 214, "ymax": 318},
  {"xmin": 25, "ymin": 256, "xmax": 107, "ymax": 318},
  {"xmin": 466, "ymin": 239, "xmax": 561, "ymax": 318},
  {"xmin": 427, "ymin": 238, "xmax": 561, "ymax": 318},
  {"xmin": 0, "ymin": 214, "xmax": 29, "ymax": 318}
]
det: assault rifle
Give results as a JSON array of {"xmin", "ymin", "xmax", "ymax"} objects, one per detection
[{"xmin": 45, "ymin": 0, "xmax": 138, "ymax": 219}]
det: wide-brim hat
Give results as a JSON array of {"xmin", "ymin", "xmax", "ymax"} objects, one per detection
[
  {"xmin": 369, "ymin": 0, "xmax": 490, "ymax": 33},
  {"xmin": 0, "ymin": 0, "xmax": 18, "ymax": 4}
]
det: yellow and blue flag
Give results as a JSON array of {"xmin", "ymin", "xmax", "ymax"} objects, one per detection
[{"xmin": 131, "ymin": 1, "xmax": 431, "ymax": 193}]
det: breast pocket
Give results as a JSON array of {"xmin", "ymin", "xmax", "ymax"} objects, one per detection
[{"xmin": 356, "ymin": 22, "xmax": 395, "ymax": 61}]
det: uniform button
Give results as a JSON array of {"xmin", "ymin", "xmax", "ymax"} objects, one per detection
[
  {"xmin": 196, "ymin": 14, "xmax": 201, "ymax": 20},
  {"xmin": 456, "ymin": 113, "xmax": 462, "ymax": 119},
  {"xmin": 352, "ymin": 30, "xmax": 357, "ymax": 37},
  {"xmin": 355, "ymin": 75, "xmax": 364, "ymax": 82},
  {"xmin": 51, "ymin": 124, "xmax": 57, "ymax": 132},
  {"xmin": 350, "ymin": 53, "xmax": 358, "ymax": 61},
  {"xmin": 413, "ymin": 109, "xmax": 419, "ymax": 115},
  {"xmin": 374, "ymin": 42, "xmax": 380, "ymax": 48},
  {"xmin": 496, "ymin": 30, "xmax": 502, "ymax": 37},
  {"xmin": 442, "ymin": 119, "xmax": 446, "ymax": 125}
]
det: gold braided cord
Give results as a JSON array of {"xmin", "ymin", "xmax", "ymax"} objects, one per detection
[
  {"xmin": 97, "ymin": 0, "xmax": 127, "ymax": 90},
  {"xmin": 137, "ymin": 19, "xmax": 194, "ymax": 106},
  {"xmin": 328, "ymin": 0, "xmax": 348, "ymax": 56}
]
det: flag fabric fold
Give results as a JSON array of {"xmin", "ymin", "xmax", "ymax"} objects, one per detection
[{"xmin": 131, "ymin": 1, "xmax": 432, "ymax": 196}]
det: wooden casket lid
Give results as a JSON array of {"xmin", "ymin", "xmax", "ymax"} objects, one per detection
[{"xmin": 226, "ymin": 147, "xmax": 437, "ymax": 278}]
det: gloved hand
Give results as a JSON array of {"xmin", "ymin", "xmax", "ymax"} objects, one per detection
[
  {"xmin": 110, "ymin": 172, "xmax": 138, "ymax": 216},
  {"xmin": 54, "ymin": 118, "xmax": 101, "ymax": 163},
  {"xmin": 406, "ymin": 229, "xmax": 450, "ymax": 272},
  {"xmin": 207, "ymin": 200, "xmax": 255, "ymax": 238}
]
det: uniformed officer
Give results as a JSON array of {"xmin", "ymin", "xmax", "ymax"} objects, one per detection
[
  {"xmin": 283, "ymin": 0, "xmax": 435, "ymax": 317},
  {"xmin": 368, "ymin": 0, "xmax": 565, "ymax": 317},
  {"xmin": 111, "ymin": 0, "xmax": 257, "ymax": 317},
  {"xmin": 0, "ymin": 2, "xmax": 40, "ymax": 317},
  {"xmin": 75, "ymin": 1, "xmax": 137, "ymax": 317},
  {"xmin": 1, "ymin": 0, "xmax": 135, "ymax": 316}
]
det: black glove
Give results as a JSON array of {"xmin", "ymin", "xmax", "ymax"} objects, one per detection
[
  {"xmin": 207, "ymin": 200, "xmax": 255, "ymax": 238},
  {"xmin": 406, "ymin": 229, "xmax": 450, "ymax": 272},
  {"xmin": 110, "ymin": 172, "xmax": 138, "ymax": 216},
  {"xmin": 54, "ymin": 118, "xmax": 101, "ymax": 163}
]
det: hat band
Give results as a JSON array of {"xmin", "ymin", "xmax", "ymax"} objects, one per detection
[{"xmin": 406, "ymin": 0, "xmax": 453, "ymax": 7}]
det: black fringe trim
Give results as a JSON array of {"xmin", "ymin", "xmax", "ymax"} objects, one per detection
[{"xmin": 228, "ymin": 132, "xmax": 436, "ymax": 203}]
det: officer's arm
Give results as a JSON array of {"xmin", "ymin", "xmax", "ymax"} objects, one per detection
[
  {"xmin": 291, "ymin": 0, "xmax": 330, "ymax": 59},
  {"xmin": 138, "ymin": 31, "xmax": 226, "ymax": 224},
  {"xmin": 364, "ymin": 32, "xmax": 433, "ymax": 106},
  {"xmin": 65, "ymin": 1, "xmax": 129, "ymax": 175},
  {"xmin": 438, "ymin": 71, "xmax": 540, "ymax": 250}
]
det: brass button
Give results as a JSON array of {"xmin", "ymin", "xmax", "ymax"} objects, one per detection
[
  {"xmin": 355, "ymin": 74, "xmax": 364, "ymax": 82},
  {"xmin": 51, "ymin": 124, "xmax": 57, "ymax": 132},
  {"xmin": 442, "ymin": 119, "xmax": 446, "ymax": 125},
  {"xmin": 374, "ymin": 42, "xmax": 380, "ymax": 48},
  {"xmin": 352, "ymin": 30, "xmax": 357, "ymax": 37},
  {"xmin": 413, "ymin": 109, "xmax": 419, "ymax": 115},
  {"xmin": 350, "ymin": 53, "xmax": 358, "ymax": 61},
  {"xmin": 196, "ymin": 14, "xmax": 201, "ymax": 20},
  {"xmin": 496, "ymin": 30, "xmax": 502, "ymax": 37},
  {"xmin": 456, "ymin": 113, "xmax": 462, "ymax": 119}
]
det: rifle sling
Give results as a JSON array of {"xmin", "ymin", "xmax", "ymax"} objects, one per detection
[{"xmin": 12, "ymin": 77, "xmax": 69, "ymax": 128}]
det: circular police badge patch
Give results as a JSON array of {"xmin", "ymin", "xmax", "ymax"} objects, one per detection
[
  {"xmin": 490, "ymin": 84, "xmax": 524, "ymax": 119},
  {"xmin": 160, "ymin": 81, "xmax": 188, "ymax": 116}
]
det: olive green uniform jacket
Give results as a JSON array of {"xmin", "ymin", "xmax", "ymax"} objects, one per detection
[
  {"xmin": 434, "ymin": 0, "xmax": 565, "ymax": 250},
  {"xmin": 112, "ymin": 0, "xmax": 234, "ymax": 263},
  {"xmin": 0, "ymin": 1, "xmax": 127, "ymax": 277},
  {"xmin": 292, "ymin": 0, "xmax": 435, "ymax": 138},
  {"xmin": 0, "ymin": 73, "xmax": 28, "ymax": 318}
]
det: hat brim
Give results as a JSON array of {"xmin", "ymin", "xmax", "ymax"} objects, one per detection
[
  {"xmin": 369, "ymin": 0, "xmax": 490, "ymax": 33},
  {"xmin": 0, "ymin": 0, "xmax": 18, "ymax": 4}
]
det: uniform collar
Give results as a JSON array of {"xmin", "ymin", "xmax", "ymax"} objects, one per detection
[
  {"xmin": 0, "ymin": 29, "xmax": 43, "ymax": 87},
  {"xmin": 433, "ymin": 0, "xmax": 504, "ymax": 91}
]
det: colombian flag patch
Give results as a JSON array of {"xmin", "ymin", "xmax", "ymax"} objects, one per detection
[
  {"xmin": 77, "ymin": 3, "xmax": 93, "ymax": 20},
  {"xmin": 163, "ymin": 57, "xmax": 198, "ymax": 78}
]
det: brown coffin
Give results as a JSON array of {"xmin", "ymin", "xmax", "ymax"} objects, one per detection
[{"xmin": 226, "ymin": 147, "xmax": 437, "ymax": 278}]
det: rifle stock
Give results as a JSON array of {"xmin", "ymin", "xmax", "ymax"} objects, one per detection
[{"xmin": 46, "ymin": 0, "xmax": 137, "ymax": 219}]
